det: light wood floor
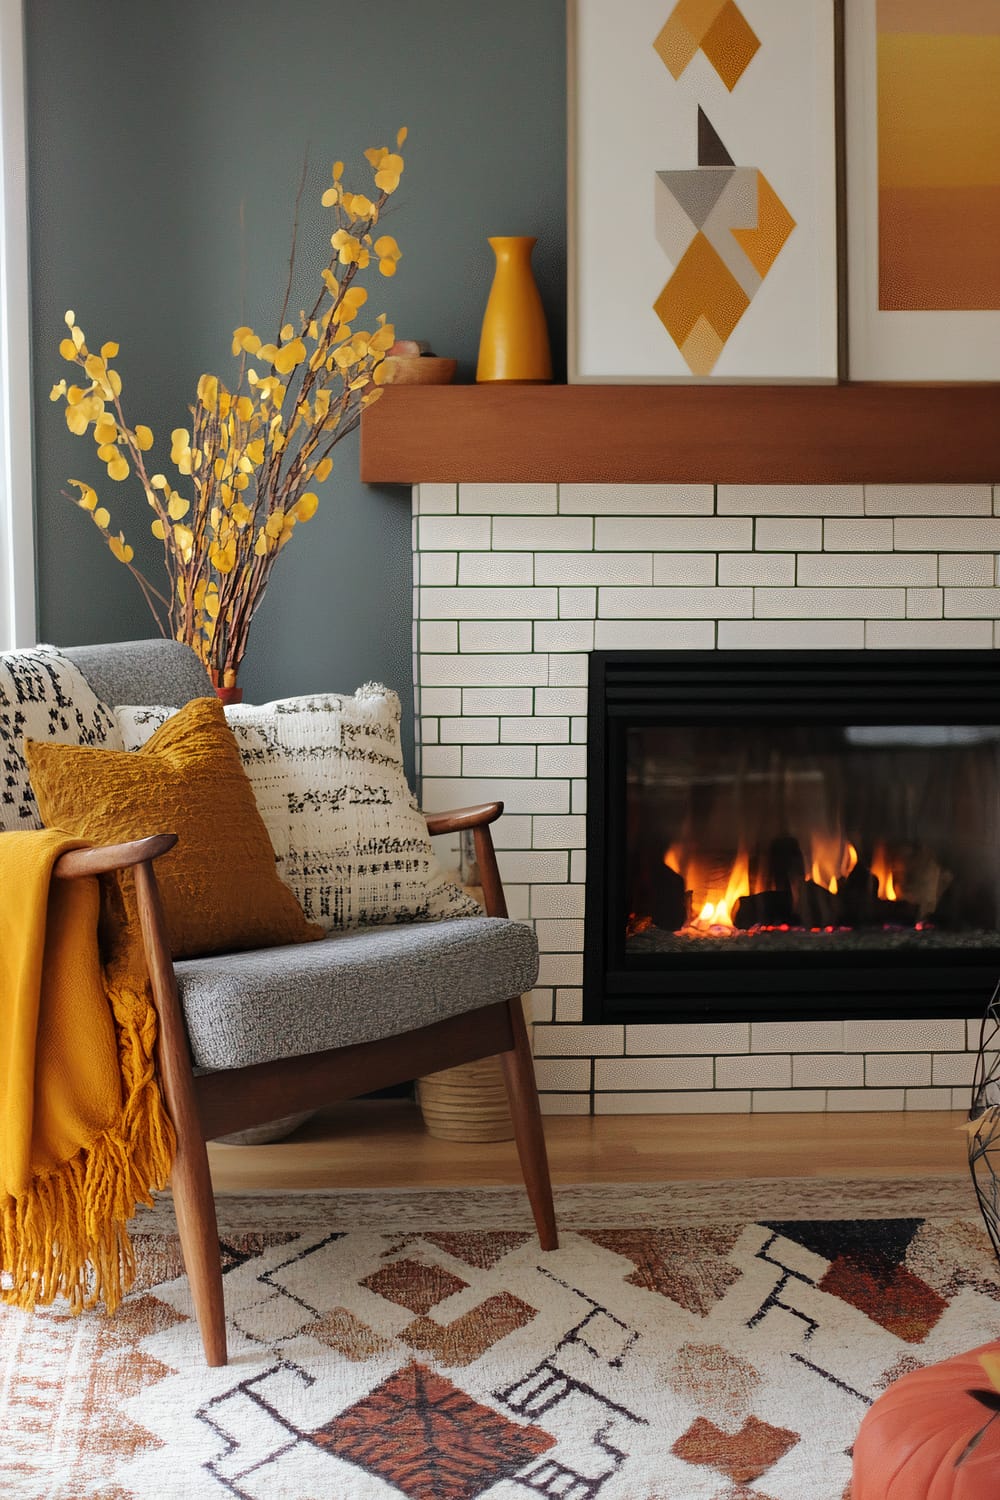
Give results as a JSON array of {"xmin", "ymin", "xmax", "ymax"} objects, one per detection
[{"xmin": 206, "ymin": 1100, "xmax": 970, "ymax": 1192}]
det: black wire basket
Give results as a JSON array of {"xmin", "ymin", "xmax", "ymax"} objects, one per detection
[{"xmin": 969, "ymin": 977, "xmax": 1000, "ymax": 1266}]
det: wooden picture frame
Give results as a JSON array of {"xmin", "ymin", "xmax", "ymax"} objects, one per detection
[
  {"xmin": 568, "ymin": 0, "xmax": 842, "ymax": 384},
  {"xmin": 845, "ymin": 0, "xmax": 1000, "ymax": 381}
]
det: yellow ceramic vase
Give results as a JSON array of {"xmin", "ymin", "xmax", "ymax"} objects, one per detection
[{"xmin": 476, "ymin": 236, "xmax": 553, "ymax": 383}]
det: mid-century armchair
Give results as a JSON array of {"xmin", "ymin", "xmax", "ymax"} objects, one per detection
[{"xmin": 45, "ymin": 642, "xmax": 557, "ymax": 1367}]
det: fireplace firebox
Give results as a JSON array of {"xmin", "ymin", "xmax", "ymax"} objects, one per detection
[{"xmin": 584, "ymin": 651, "xmax": 1000, "ymax": 1023}]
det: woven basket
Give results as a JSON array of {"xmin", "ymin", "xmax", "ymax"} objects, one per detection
[
  {"xmin": 415, "ymin": 882, "xmax": 527, "ymax": 1142},
  {"xmin": 416, "ymin": 1055, "xmax": 514, "ymax": 1142}
]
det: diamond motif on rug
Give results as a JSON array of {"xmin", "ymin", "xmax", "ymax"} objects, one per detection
[
  {"xmin": 764, "ymin": 1218, "xmax": 948, "ymax": 1340},
  {"xmin": 401, "ymin": 1292, "xmax": 537, "ymax": 1366},
  {"xmin": 819, "ymin": 1254, "xmax": 946, "ymax": 1342},
  {"xmin": 672, "ymin": 1414, "xmax": 799, "ymax": 1483},
  {"xmin": 361, "ymin": 1257, "xmax": 469, "ymax": 1314},
  {"xmin": 301, "ymin": 1305, "xmax": 393, "ymax": 1360},
  {"xmin": 582, "ymin": 1227, "xmax": 743, "ymax": 1315},
  {"xmin": 423, "ymin": 1230, "xmax": 531, "ymax": 1270},
  {"xmin": 97, "ymin": 1291, "xmax": 185, "ymax": 1350},
  {"xmin": 309, "ymin": 1359, "xmax": 555, "ymax": 1499},
  {"xmin": 667, "ymin": 1341, "xmax": 761, "ymax": 1430}
]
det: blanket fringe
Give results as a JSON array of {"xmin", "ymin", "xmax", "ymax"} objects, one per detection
[{"xmin": 1, "ymin": 977, "xmax": 175, "ymax": 1316}]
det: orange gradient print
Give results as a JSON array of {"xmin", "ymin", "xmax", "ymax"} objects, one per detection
[{"xmin": 877, "ymin": 0, "xmax": 1000, "ymax": 310}]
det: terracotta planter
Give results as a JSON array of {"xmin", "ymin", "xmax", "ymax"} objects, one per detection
[{"xmin": 209, "ymin": 670, "xmax": 243, "ymax": 707}]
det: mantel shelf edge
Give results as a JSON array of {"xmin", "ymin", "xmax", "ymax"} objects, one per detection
[{"xmin": 360, "ymin": 383, "xmax": 1000, "ymax": 486}]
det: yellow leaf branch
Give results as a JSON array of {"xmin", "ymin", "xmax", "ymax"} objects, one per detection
[{"xmin": 53, "ymin": 134, "xmax": 407, "ymax": 683}]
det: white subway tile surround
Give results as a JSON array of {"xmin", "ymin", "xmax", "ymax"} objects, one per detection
[{"xmin": 413, "ymin": 482, "xmax": 1000, "ymax": 1114}]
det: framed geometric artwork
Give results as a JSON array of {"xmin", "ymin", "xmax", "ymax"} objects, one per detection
[
  {"xmin": 845, "ymin": 0, "xmax": 1000, "ymax": 380},
  {"xmin": 568, "ymin": 0, "xmax": 841, "ymax": 383}
]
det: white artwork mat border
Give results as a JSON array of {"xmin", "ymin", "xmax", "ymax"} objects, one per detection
[{"xmin": 568, "ymin": 0, "xmax": 839, "ymax": 383}]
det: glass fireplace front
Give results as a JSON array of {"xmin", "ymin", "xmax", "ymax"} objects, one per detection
[{"xmin": 584, "ymin": 651, "xmax": 1000, "ymax": 1023}]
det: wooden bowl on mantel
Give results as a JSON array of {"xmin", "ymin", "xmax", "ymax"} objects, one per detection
[{"xmin": 380, "ymin": 354, "xmax": 457, "ymax": 386}]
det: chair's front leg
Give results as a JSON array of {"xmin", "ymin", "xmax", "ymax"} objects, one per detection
[
  {"xmin": 57, "ymin": 839, "xmax": 227, "ymax": 1365},
  {"xmin": 500, "ymin": 994, "xmax": 558, "ymax": 1251},
  {"xmin": 132, "ymin": 860, "xmax": 227, "ymax": 1367}
]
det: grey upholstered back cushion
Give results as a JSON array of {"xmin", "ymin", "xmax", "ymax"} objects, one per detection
[
  {"xmin": 175, "ymin": 916, "xmax": 539, "ymax": 1071},
  {"xmin": 62, "ymin": 639, "xmax": 212, "ymax": 710}
]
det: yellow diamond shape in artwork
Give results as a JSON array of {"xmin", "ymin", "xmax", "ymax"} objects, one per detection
[
  {"xmin": 731, "ymin": 171, "xmax": 797, "ymax": 278},
  {"xmin": 653, "ymin": 0, "xmax": 726, "ymax": 78},
  {"xmin": 679, "ymin": 315, "xmax": 726, "ymax": 377},
  {"xmin": 700, "ymin": 1, "xmax": 761, "ymax": 90},
  {"xmin": 653, "ymin": 166, "xmax": 796, "ymax": 375},
  {"xmin": 653, "ymin": 232, "xmax": 751, "ymax": 364},
  {"xmin": 653, "ymin": 0, "xmax": 760, "ymax": 90}
]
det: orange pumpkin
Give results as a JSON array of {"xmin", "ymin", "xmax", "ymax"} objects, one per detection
[{"xmin": 853, "ymin": 1339, "xmax": 1000, "ymax": 1499}]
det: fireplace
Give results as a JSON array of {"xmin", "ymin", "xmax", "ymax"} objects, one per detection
[
  {"xmin": 410, "ymin": 475, "xmax": 1000, "ymax": 1111},
  {"xmin": 584, "ymin": 650, "xmax": 1000, "ymax": 1024}
]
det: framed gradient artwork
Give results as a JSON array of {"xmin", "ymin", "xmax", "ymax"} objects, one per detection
[
  {"xmin": 845, "ymin": 0, "xmax": 1000, "ymax": 379},
  {"xmin": 568, "ymin": 0, "xmax": 841, "ymax": 382}
]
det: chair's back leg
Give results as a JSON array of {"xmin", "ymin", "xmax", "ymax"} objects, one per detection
[
  {"xmin": 134, "ymin": 860, "xmax": 228, "ymax": 1366},
  {"xmin": 500, "ymin": 995, "xmax": 558, "ymax": 1251}
]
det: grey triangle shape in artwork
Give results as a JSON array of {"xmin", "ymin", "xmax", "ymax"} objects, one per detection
[
  {"xmin": 698, "ymin": 106, "xmax": 735, "ymax": 167},
  {"xmin": 656, "ymin": 168, "xmax": 735, "ymax": 231}
]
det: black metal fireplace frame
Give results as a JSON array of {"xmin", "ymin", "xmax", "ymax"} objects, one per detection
[{"xmin": 584, "ymin": 649, "xmax": 1000, "ymax": 1024}]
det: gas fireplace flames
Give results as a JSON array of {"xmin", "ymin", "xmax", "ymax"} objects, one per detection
[{"xmin": 627, "ymin": 833, "xmax": 951, "ymax": 940}]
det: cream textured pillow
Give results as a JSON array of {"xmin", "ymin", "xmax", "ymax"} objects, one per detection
[
  {"xmin": 116, "ymin": 687, "xmax": 480, "ymax": 931},
  {"xmin": 0, "ymin": 645, "xmax": 123, "ymax": 832}
]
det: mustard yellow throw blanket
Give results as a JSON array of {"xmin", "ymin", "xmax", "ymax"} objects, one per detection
[{"xmin": 0, "ymin": 830, "xmax": 174, "ymax": 1314}]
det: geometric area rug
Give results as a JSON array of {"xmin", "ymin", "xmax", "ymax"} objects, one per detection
[{"xmin": 2, "ymin": 1178, "xmax": 998, "ymax": 1500}]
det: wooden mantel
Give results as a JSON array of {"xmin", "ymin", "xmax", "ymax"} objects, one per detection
[{"xmin": 360, "ymin": 383, "xmax": 1000, "ymax": 486}]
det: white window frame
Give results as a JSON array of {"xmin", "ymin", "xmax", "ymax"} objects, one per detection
[{"xmin": 0, "ymin": 0, "xmax": 35, "ymax": 648}]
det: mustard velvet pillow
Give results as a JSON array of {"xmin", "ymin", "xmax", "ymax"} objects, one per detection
[{"xmin": 24, "ymin": 695, "xmax": 323, "ymax": 962}]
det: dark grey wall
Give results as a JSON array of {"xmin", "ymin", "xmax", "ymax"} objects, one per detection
[{"xmin": 26, "ymin": 0, "xmax": 566, "ymax": 766}]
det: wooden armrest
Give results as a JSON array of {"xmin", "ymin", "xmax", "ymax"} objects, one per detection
[
  {"xmin": 424, "ymin": 802, "xmax": 503, "ymax": 836},
  {"xmin": 423, "ymin": 803, "xmax": 509, "ymax": 918},
  {"xmin": 54, "ymin": 833, "xmax": 178, "ymax": 880}
]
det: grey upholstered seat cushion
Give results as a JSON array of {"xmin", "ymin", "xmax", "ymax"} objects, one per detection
[{"xmin": 174, "ymin": 916, "xmax": 539, "ymax": 1072}]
